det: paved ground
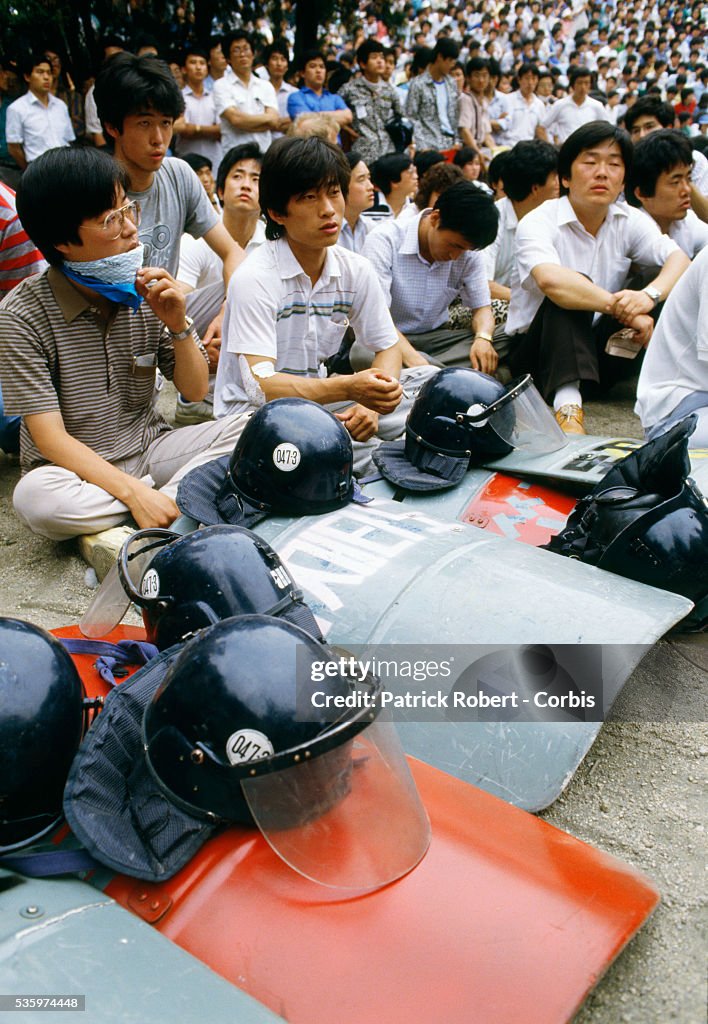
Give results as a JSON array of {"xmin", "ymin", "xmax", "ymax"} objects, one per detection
[{"xmin": 0, "ymin": 382, "xmax": 705, "ymax": 1023}]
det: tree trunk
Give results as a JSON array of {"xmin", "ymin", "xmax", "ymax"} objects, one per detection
[{"xmin": 293, "ymin": 0, "xmax": 320, "ymax": 62}]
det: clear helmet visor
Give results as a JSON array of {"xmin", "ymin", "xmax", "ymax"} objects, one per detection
[
  {"xmin": 241, "ymin": 711, "xmax": 431, "ymax": 892},
  {"xmin": 464, "ymin": 375, "xmax": 568, "ymax": 454},
  {"xmin": 80, "ymin": 529, "xmax": 179, "ymax": 638}
]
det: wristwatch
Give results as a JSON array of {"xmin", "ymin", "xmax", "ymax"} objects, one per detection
[
  {"xmin": 474, "ymin": 331, "xmax": 494, "ymax": 343},
  {"xmin": 642, "ymin": 285, "xmax": 662, "ymax": 308},
  {"xmin": 170, "ymin": 316, "xmax": 195, "ymax": 341}
]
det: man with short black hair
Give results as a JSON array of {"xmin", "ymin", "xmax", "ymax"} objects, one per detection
[
  {"xmin": 339, "ymin": 39, "xmax": 405, "ymax": 164},
  {"xmin": 172, "ymin": 45, "xmax": 222, "ymax": 169},
  {"xmin": 363, "ymin": 181, "xmax": 498, "ymax": 371},
  {"xmin": 95, "ymin": 52, "xmax": 241, "ymax": 283},
  {"xmin": 537, "ymin": 65, "xmax": 609, "ymax": 145},
  {"xmin": 504, "ymin": 63, "xmax": 546, "ymax": 143},
  {"xmin": 176, "ymin": 143, "xmax": 266, "ymax": 426},
  {"xmin": 405, "ymin": 39, "xmax": 460, "ymax": 151},
  {"xmin": 178, "ymin": 143, "xmax": 265, "ymax": 301},
  {"xmin": 258, "ymin": 40, "xmax": 296, "ymax": 135},
  {"xmin": 624, "ymin": 94, "xmax": 708, "ymax": 220},
  {"xmin": 287, "ymin": 50, "xmax": 352, "ymax": 130},
  {"xmin": 506, "ymin": 122, "xmax": 689, "ymax": 434},
  {"xmin": 6, "ymin": 53, "xmax": 74, "ymax": 170},
  {"xmin": 213, "ymin": 31, "xmax": 282, "ymax": 154},
  {"xmin": 0, "ymin": 147, "xmax": 247, "ymax": 547},
  {"xmin": 214, "ymin": 137, "xmax": 431, "ymax": 471},
  {"xmin": 460, "ymin": 57, "xmax": 495, "ymax": 153},
  {"xmin": 483, "ymin": 140, "xmax": 558, "ymax": 347},
  {"xmin": 627, "ymin": 129, "xmax": 708, "ymax": 258}
]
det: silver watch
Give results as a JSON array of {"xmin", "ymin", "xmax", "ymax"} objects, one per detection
[
  {"xmin": 642, "ymin": 285, "xmax": 661, "ymax": 308},
  {"xmin": 170, "ymin": 315, "xmax": 195, "ymax": 340}
]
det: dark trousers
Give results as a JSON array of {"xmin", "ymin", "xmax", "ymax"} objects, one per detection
[{"xmin": 508, "ymin": 298, "xmax": 644, "ymax": 403}]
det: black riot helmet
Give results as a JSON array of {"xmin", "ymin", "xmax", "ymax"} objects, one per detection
[
  {"xmin": 226, "ymin": 398, "xmax": 355, "ymax": 516},
  {"xmin": 586, "ymin": 480, "xmax": 708, "ymax": 607},
  {"xmin": 546, "ymin": 416, "xmax": 708, "ymax": 625},
  {"xmin": 176, "ymin": 398, "xmax": 360, "ymax": 528},
  {"xmin": 143, "ymin": 615, "xmax": 431, "ymax": 890},
  {"xmin": 80, "ymin": 525, "xmax": 322, "ymax": 648},
  {"xmin": 406, "ymin": 368, "xmax": 514, "ymax": 466},
  {"xmin": 373, "ymin": 370, "xmax": 566, "ymax": 492},
  {"xmin": 0, "ymin": 618, "xmax": 86, "ymax": 852}
]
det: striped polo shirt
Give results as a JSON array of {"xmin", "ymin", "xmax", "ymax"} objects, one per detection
[
  {"xmin": 215, "ymin": 238, "xmax": 397, "ymax": 418},
  {"xmin": 0, "ymin": 182, "xmax": 46, "ymax": 293},
  {"xmin": 0, "ymin": 268, "xmax": 175, "ymax": 473}
]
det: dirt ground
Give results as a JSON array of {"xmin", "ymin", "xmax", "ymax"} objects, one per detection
[{"xmin": 0, "ymin": 382, "xmax": 705, "ymax": 1024}]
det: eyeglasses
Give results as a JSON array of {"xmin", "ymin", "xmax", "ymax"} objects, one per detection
[
  {"xmin": 86, "ymin": 200, "xmax": 141, "ymax": 240},
  {"xmin": 230, "ymin": 47, "xmax": 252, "ymax": 56}
]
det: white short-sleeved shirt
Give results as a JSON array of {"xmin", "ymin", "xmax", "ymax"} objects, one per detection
[
  {"xmin": 175, "ymin": 86, "xmax": 222, "ymax": 168},
  {"xmin": 178, "ymin": 218, "xmax": 266, "ymax": 290},
  {"xmin": 481, "ymin": 197, "xmax": 518, "ymax": 286},
  {"xmin": 635, "ymin": 246, "xmax": 708, "ymax": 430},
  {"xmin": 5, "ymin": 92, "xmax": 74, "ymax": 163},
  {"xmin": 504, "ymin": 91, "xmax": 546, "ymax": 144},
  {"xmin": 636, "ymin": 207, "xmax": 708, "ymax": 261},
  {"xmin": 214, "ymin": 239, "xmax": 397, "ymax": 417},
  {"xmin": 212, "ymin": 73, "xmax": 278, "ymax": 153},
  {"xmin": 362, "ymin": 209, "xmax": 491, "ymax": 335},
  {"xmin": 506, "ymin": 196, "xmax": 681, "ymax": 335},
  {"xmin": 691, "ymin": 150, "xmax": 708, "ymax": 194},
  {"xmin": 541, "ymin": 94, "xmax": 609, "ymax": 144}
]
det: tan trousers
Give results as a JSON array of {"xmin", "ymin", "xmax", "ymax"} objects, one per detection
[{"xmin": 14, "ymin": 412, "xmax": 250, "ymax": 541}]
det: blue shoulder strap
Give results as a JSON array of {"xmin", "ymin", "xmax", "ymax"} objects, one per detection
[
  {"xmin": 0, "ymin": 848, "xmax": 100, "ymax": 877},
  {"xmin": 58, "ymin": 637, "xmax": 159, "ymax": 687}
]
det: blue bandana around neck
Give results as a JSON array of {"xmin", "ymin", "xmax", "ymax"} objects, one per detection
[{"xmin": 62, "ymin": 245, "xmax": 146, "ymax": 312}]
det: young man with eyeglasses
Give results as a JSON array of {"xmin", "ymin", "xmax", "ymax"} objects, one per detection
[
  {"xmin": 0, "ymin": 147, "xmax": 249, "ymax": 548},
  {"xmin": 212, "ymin": 31, "xmax": 284, "ymax": 155}
]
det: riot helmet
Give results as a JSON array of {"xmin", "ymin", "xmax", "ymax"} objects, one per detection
[
  {"xmin": 373, "ymin": 370, "xmax": 567, "ymax": 492},
  {"xmin": 80, "ymin": 525, "xmax": 322, "ymax": 647},
  {"xmin": 143, "ymin": 615, "xmax": 431, "ymax": 889},
  {"xmin": 546, "ymin": 416, "xmax": 708, "ymax": 623},
  {"xmin": 176, "ymin": 398, "xmax": 360, "ymax": 528},
  {"xmin": 590, "ymin": 481, "xmax": 708, "ymax": 608},
  {"xmin": 0, "ymin": 618, "xmax": 86, "ymax": 851}
]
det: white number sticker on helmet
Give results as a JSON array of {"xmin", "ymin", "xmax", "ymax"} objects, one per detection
[
  {"xmin": 273, "ymin": 442, "xmax": 301, "ymax": 472},
  {"xmin": 226, "ymin": 729, "xmax": 275, "ymax": 766},
  {"xmin": 141, "ymin": 568, "xmax": 160, "ymax": 599}
]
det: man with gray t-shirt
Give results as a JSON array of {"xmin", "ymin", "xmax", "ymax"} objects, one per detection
[
  {"xmin": 95, "ymin": 53, "xmax": 243, "ymax": 341},
  {"xmin": 95, "ymin": 52, "xmax": 245, "ymax": 422}
]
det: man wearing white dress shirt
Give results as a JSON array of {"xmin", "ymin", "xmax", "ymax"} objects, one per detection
[
  {"xmin": 213, "ymin": 31, "xmax": 282, "ymax": 154},
  {"xmin": 536, "ymin": 66, "xmax": 609, "ymax": 146},
  {"xmin": 506, "ymin": 122, "xmax": 690, "ymax": 435},
  {"xmin": 363, "ymin": 181, "xmax": 498, "ymax": 372},
  {"xmin": 624, "ymin": 96, "xmax": 708, "ymax": 223},
  {"xmin": 6, "ymin": 54, "xmax": 74, "ymax": 170},
  {"xmin": 482, "ymin": 139, "xmax": 558, "ymax": 353},
  {"xmin": 504, "ymin": 64, "xmax": 546, "ymax": 144},
  {"xmin": 172, "ymin": 46, "xmax": 222, "ymax": 169},
  {"xmin": 176, "ymin": 142, "xmax": 266, "ymax": 425},
  {"xmin": 626, "ymin": 130, "xmax": 708, "ymax": 260}
]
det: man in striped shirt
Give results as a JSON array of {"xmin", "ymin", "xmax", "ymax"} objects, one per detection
[
  {"xmin": 0, "ymin": 147, "xmax": 248, "ymax": 542},
  {"xmin": 0, "ymin": 181, "xmax": 45, "ymax": 453}
]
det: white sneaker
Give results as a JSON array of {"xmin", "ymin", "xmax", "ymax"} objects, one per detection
[{"xmin": 77, "ymin": 525, "xmax": 135, "ymax": 581}]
